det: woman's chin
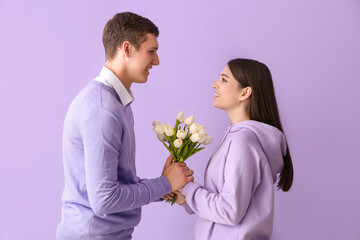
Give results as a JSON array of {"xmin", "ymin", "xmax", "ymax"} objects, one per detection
[{"xmin": 212, "ymin": 103, "xmax": 221, "ymax": 109}]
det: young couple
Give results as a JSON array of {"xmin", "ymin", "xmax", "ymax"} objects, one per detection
[{"xmin": 57, "ymin": 12, "xmax": 294, "ymax": 240}]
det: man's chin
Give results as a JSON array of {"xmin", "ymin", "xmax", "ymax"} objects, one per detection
[
  {"xmin": 132, "ymin": 75, "xmax": 147, "ymax": 83},
  {"xmin": 134, "ymin": 79, "xmax": 148, "ymax": 84}
]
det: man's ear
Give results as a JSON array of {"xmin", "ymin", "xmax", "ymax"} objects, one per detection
[
  {"xmin": 239, "ymin": 87, "xmax": 252, "ymax": 101},
  {"xmin": 121, "ymin": 41, "xmax": 132, "ymax": 57}
]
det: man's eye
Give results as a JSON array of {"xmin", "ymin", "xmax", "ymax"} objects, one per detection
[{"xmin": 149, "ymin": 50, "xmax": 155, "ymax": 54}]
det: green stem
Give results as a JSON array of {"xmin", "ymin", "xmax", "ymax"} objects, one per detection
[{"xmin": 173, "ymin": 119, "xmax": 179, "ymax": 139}]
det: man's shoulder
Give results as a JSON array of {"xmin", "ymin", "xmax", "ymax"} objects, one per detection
[
  {"xmin": 75, "ymin": 81, "xmax": 122, "ymax": 109},
  {"xmin": 67, "ymin": 81, "xmax": 125, "ymax": 122}
]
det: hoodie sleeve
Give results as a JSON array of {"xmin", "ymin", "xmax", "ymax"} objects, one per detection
[
  {"xmin": 182, "ymin": 129, "xmax": 262, "ymax": 225},
  {"xmin": 180, "ymin": 203, "xmax": 195, "ymax": 214}
]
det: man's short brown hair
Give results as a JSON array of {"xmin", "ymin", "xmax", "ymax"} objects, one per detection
[{"xmin": 102, "ymin": 12, "xmax": 159, "ymax": 60}]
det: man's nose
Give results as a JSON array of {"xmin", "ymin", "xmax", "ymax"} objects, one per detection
[{"xmin": 153, "ymin": 53, "xmax": 160, "ymax": 66}]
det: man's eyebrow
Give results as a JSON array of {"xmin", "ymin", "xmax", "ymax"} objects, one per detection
[{"xmin": 220, "ymin": 73, "xmax": 229, "ymax": 78}]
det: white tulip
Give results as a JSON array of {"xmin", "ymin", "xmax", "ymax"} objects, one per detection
[
  {"xmin": 164, "ymin": 124, "xmax": 174, "ymax": 136},
  {"xmin": 190, "ymin": 133, "xmax": 202, "ymax": 142},
  {"xmin": 153, "ymin": 125, "xmax": 165, "ymax": 135},
  {"xmin": 198, "ymin": 124, "xmax": 205, "ymax": 132},
  {"xmin": 157, "ymin": 133, "xmax": 167, "ymax": 142},
  {"xmin": 198, "ymin": 133, "xmax": 208, "ymax": 144},
  {"xmin": 203, "ymin": 136, "xmax": 214, "ymax": 145},
  {"xmin": 184, "ymin": 116, "xmax": 194, "ymax": 126},
  {"xmin": 198, "ymin": 128, "xmax": 206, "ymax": 137},
  {"xmin": 189, "ymin": 123, "xmax": 199, "ymax": 134},
  {"xmin": 176, "ymin": 129, "xmax": 187, "ymax": 139},
  {"xmin": 176, "ymin": 110, "xmax": 185, "ymax": 123},
  {"xmin": 173, "ymin": 139, "xmax": 183, "ymax": 148},
  {"xmin": 152, "ymin": 121, "xmax": 164, "ymax": 127}
]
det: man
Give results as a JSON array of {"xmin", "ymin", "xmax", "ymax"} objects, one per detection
[{"xmin": 56, "ymin": 12, "xmax": 194, "ymax": 240}]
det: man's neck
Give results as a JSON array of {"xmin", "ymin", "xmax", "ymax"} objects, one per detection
[{"xmin": 104, "ymin": 62, "xmax": 132, "ymax": 91}]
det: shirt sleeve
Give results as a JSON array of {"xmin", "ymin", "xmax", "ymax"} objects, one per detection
[
  {"xmin": 182, "ymin": 129, "xmax": 262, "ymax": 225},
  {"xmin": 82, "ymin": 107, "xmax": 171, "ymax": 215}
]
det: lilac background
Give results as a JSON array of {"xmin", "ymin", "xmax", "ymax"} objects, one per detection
[{"xmin": 1, "ymin": 1, "xmax": 359, "ymax": 239}]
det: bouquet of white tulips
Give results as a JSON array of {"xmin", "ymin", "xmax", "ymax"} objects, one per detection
[{"xmin": 153, "ymin": 110, "xmax": 213, "ymax": 205}]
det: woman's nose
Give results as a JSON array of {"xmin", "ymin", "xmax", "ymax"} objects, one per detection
[{"xmin": 212, "ymin": 80, "xmax": 218, "ymax": 89}]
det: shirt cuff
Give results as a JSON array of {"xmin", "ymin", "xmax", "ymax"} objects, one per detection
[
  {"xmin": 141, "ymin": 176, "xmax": 172, "ymax": 203},
  {"xmin": 159, "ymin": 175, "xmax": 172, "ymax": 193}
]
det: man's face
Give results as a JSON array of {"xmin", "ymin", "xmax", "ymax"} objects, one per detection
[{"xmin": 127, "ymin": 33, "xmax": 159, "ymax": 84}]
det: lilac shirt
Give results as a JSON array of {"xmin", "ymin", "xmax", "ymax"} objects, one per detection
[
  {"xmin": 57, "ymin": 71, "xmax": 171, "ymax": 240},
  {"xmin": 182, "ymin": 121, "xmax": 287, "ymax": 240}
]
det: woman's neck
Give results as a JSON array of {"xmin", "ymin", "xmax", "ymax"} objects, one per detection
[{"xmin": 226, "ymin": 106, "xmax": 250, "ymax": 124}]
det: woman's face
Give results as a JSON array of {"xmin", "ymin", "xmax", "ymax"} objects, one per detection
[{"xmin": 212, "ymin": 65, "xmax": 243, "ymax": 111}]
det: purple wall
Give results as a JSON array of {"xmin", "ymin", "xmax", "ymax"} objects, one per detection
[{"xmin": 1, "ymin": 1, "xmax": 359, "ymax": 239}]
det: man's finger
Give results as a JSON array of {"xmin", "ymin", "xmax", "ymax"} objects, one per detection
[
  {"xmin": 186, "ymin": 176, "xmax": 194, "ymax": 182},
  {"xmin": 185, "ymin": 170, "xmax": 194, "ymax": 176},
  {"xmin": 164, "ymin": 155, "xmax": 173, "ymax": 167}
]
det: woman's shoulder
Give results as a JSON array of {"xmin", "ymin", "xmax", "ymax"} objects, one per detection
[
  {"xmin": 227, "ymin": 120, "xmax": 284, "ymax": 150},
  {"xmin": 225, "ymin": 128, "xmax": 263, "ymax": 158},
  {"xmin": 228, "ymin": 127, "xmax": 259, "ymax": 144}
]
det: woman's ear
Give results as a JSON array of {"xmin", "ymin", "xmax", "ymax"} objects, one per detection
[{"xmin": 239, "ymin": 87, "xmax": 252, "ymax": 101}]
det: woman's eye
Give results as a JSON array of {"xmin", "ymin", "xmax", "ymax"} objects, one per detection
[
  {"xmin": 149, "ymin": 50, "xmax": 155, "ymax": 54},
  {"xmin": 222, "ymin": 78, "xmax": 227, "ymax": 82}
]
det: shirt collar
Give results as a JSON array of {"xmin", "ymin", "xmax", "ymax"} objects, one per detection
[{"xmin": 96, "ymin": 66, "xmax": 135, "ymax": 106}]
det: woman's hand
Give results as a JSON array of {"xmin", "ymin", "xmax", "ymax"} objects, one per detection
[
  {"xmin": 161, "ymin": 192, "xmax": 175, "ymax": 201},
  {"xmin": 173, "ymin": 190, "xmax": 186, "ymax": 205},
  {"xmin": 161, "ymin": 190, "xmax": 186, "ymax": 205}
]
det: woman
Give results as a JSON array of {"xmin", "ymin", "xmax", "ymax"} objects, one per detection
[{"xmin": 170, "ymin": 58, "xmax": 293, "ymax": 240}]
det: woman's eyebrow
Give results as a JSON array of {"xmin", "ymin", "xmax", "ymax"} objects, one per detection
[{"xmin": 220, "ymin": 73, "xmax": 229, "ymax": 78}]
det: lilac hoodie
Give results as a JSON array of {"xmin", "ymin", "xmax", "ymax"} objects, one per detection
[{"xmin": 182, "ymin": 120, "xmax": 287, "ymax": 240}]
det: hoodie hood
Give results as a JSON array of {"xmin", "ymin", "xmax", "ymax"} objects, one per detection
[{"xmin": 228, "ymin": 120, "xmax": 287, "ymax": 182}]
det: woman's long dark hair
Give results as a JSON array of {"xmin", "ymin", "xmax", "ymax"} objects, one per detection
[{"xmin": 228, "ymin": 58, "xmax": 293, "ymax": 191}]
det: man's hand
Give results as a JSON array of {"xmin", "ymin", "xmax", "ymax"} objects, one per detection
[{"xmin": 161, "ymin": 155, "xmax": 194, "ymax": 192}]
